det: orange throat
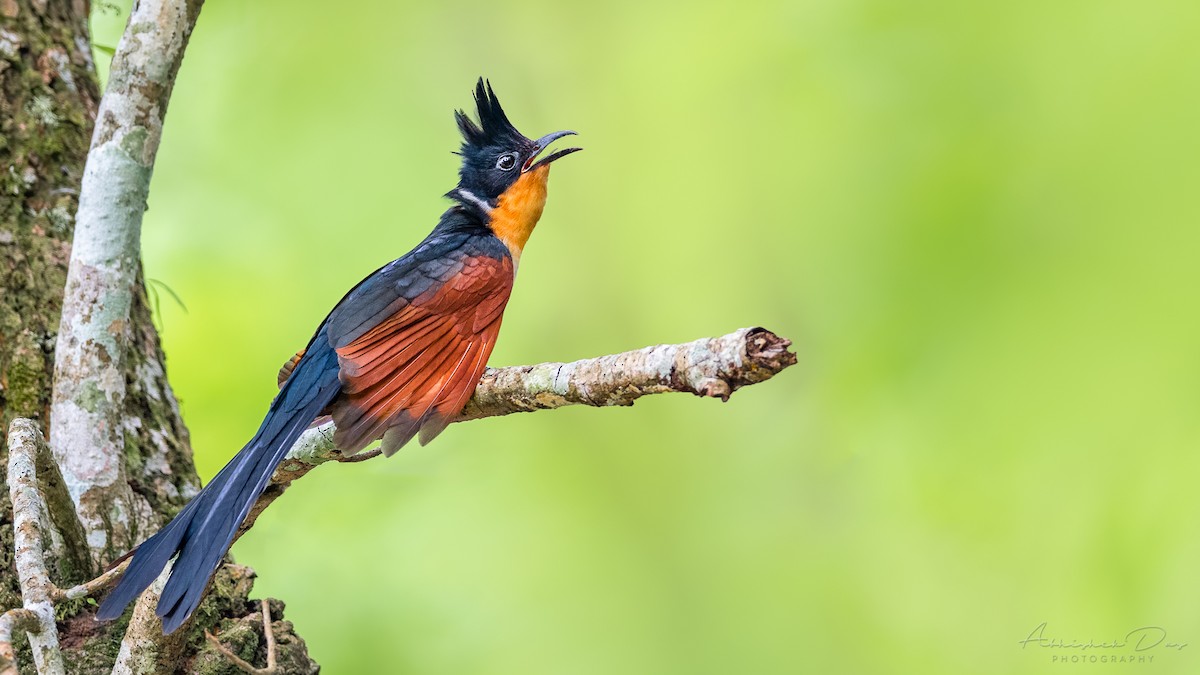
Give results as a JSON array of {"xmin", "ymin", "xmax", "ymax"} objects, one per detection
[{"xmin": 489, "ymin": 164, "xmax": 550, "ymax": 265}]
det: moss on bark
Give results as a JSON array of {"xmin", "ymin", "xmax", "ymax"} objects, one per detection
[
  {"xmin": 0, "ymin": 2, "xmax": 316, "ymax": 671},
  {"xmin": 1, "ymin": 0, "xmax": 101, "ymax": 611}
]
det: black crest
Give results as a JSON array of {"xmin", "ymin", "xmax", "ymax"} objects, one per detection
[
  {"xmin": 450, "ymin": 79, "xmax": 539, "ymax": 203},
  {"xmin": 455, "ymin": 79, "xmax": 529, "ymax": 150}
]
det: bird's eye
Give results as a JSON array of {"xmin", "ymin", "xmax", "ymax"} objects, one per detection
[{"xmin": 496, "ymin": 153, "xmax": 517, "ymax": 171}]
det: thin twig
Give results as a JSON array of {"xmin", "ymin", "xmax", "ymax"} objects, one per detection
[
  {"xmin": 261, "ymin": 600, "xmax": 277, "ymax": 674},
  {"xmin": 204, "ymin": 600, "xmax": 277, "ymax": 675},
  {"xmin": 49, "ymin": 559, "xmax": 129, "ymax": 603},
  {"xmin": 6, "ymin": 420, "xmax": 66, "ymax": 675}
]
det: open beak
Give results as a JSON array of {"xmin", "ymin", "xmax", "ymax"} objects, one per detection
[{"xmin": 524, "ymin": 130, "xmax": 582, "ymax": 172}]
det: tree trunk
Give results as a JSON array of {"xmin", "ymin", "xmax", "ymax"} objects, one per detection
[
  {"xmin": 1, "ymin": 2, "xmax": 317, "ymax": 672},
  {"xmin": 1, "ymin": 0, "xmax": 107, "ymax": 599}
]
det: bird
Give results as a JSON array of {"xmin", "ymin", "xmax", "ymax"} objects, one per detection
[{"xmin": 96, "ymin": 79, "xmax": 580, "ymax": 633}]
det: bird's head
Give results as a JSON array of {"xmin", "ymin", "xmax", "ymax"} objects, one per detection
[{"xmin": 451, "ymin": 79, "xmax": 580, "ymax": 207}]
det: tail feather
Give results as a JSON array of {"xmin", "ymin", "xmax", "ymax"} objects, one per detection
[
  {"xmin": 157, "ymin": 410, "xmax": 318, "ymax": 632},
  {"xmin": 97, "ymin": 334, "xmax": 341, "ymax": 632},
  {"xmin": 95, "ymin": 498, "xmax": 201, "ymax": 616}
]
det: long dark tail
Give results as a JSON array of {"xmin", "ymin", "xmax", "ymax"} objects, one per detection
[{"xmin": 97, "ymin": 333, "xmax": 342, "ymax": 633}]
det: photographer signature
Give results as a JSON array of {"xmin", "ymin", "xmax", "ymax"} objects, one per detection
[{"xmin": 1020, "ymin": 622, "xmax": 1187, "ymax": 652}]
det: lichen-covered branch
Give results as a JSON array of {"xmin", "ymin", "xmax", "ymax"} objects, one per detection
[
  {"xmin": 0, "ymin": 609, "xmax": 40, "ymax": 675},
  {"xmin": 5, "ymin": 419, "xmax": 65, "ymax": 675},
  {"xmin": 459, "ymin": 326, "xmax": 795, "ymax": 419},
  {"xmin": 238, "ymin": 327, "xmax": 795, "ymax": 530},
  {"xmin": 49, "ymin": 0, "xmax": 205, "ymax": 561}
]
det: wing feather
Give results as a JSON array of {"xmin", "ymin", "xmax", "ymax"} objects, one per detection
[
  {"xmin": 338, "ymin": 317, "xmax": 456, "ymax": 394},
  {"xmin": 417, "ymin": 332, "xmax": 495, "ymax": 445},
  {"xmin": 328, "ymin": 250, "xmax": 514, "ymax": 456}
]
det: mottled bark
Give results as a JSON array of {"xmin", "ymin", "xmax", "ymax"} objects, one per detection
[
  {"xmin": 458, "ymin": 326, "xmax": 795, "ymax": 418},
  {"xmin": 0, "ymin": 0, "xmax": 100, "ymax": 605}
]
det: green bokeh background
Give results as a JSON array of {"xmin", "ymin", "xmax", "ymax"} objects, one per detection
[{"xmin": 92, "ymin": 1, "xmax": 1200, "ymax": 673}]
